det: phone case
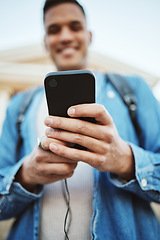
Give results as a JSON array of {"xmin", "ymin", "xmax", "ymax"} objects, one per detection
[{"xmin": 44, "ymin": 70, "xmax": 95, "ymax": 121}]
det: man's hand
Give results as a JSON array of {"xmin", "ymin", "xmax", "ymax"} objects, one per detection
[
  {"xmin": 15, "ymin": 140, "xmax": 77, "ymax": 192},
  {"xmin": 44, "ymin": 104, "xmax": 135, "ymax": 181}
]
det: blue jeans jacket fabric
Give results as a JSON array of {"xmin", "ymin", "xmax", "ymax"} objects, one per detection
[{"xmin": 0, "ymin": 72, "xmax": 160, "ymax": 239}]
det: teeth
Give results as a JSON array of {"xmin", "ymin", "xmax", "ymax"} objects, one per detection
[{"xmin": 61, "ymin": 48, "xmax": 76, "ymax": 55}]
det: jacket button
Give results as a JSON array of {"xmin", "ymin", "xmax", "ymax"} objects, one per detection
[
  {"xmin": 107, "ymin": 90, "xmax": 115, "ymax": 99},
  {"xmin": 6, "ymin": 184, "xmax": 10, "ymax": 191},
  {"xmin": 141, "ymin": 178, "xmax": 147, "ymax": 187}
]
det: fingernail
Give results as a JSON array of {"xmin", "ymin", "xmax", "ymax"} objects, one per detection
[
  {"xmin": 45, "ymin": 117, "xmax": 53, "ymax": 126},
  {"xmin": 46, "ymin": 128, "xmax": 54, "ymax": 137},
  {"xmin": 68, "ymin": 108, "xmax": 75, "ymax": 116},
  {"xmin": 50, "ymin": 143, "xmax": 58, "ymax": 151}
]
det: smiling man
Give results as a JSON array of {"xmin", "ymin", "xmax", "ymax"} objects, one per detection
[
  {"xmin": 0, "ymin": 0, "xmax": 160, "ymax": 240},
  {"xmin": 43, "ymin": 1, "xmax": 92, "ymax": 71}
]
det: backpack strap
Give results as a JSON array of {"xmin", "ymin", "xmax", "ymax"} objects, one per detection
[
  {"xmin": 106, "ymin": 73, "xmax": 141, "ymax": 138},
  {"xmin": 16, "ymin": 87, "xmax": 41, "ymax": 161}
]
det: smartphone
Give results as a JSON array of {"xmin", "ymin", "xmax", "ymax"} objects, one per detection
[
  {"xmin": 44, "ymin": 70, "xmax": 95, "ymax": 150},
  {"xmin": 44, "ymin": 69, "xmax": 95, "ymax": 122}
]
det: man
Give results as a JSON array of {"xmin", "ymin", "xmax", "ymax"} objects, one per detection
[{"xmin": 0, "ymin": 0, "xmax": 160, "ymax": 239}]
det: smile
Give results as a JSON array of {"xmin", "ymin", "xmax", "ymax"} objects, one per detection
[{"xmin": 57, "ymin": 46, "xmax": 79, "ymax": 57}]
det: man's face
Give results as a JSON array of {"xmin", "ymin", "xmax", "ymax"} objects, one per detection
[{"xmin": 44, "ymin": 3, "xmax": 92, "ymax": 71}]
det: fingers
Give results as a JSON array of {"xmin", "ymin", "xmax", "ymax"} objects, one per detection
[
  {"xmin": 68, "ymin": 104, "xmax": 113, "ymax": 125},
  {"xmin": 36, "ymin": 145, "xmax": 76, "ymax": 164},
  {"xmin": 34, "ymin": 151, "xmax": 77, "ymax": 184},
  {"xmin": 28, "ymin": 167, "xmax": 75, "ymax": 185},
  {"xmin": 44, "ymin": 104, "xmax": 114, "ymax": 141},
  {"xmin": 45, "ymin": 128, "xmax": 112, "ymax": 153},
  {"xmin": 40, "ymin": 137, "xmax": 66, "ymax": 150},
  {"xmin": 42, "ymin": 104, "xmax": 115, "ymax": 173},
  {"xmin": 44, "ymin": 117, "xmax": 113, "ymax": 142},
  {"xmin": 49, "ymin": 142, "xmax": 105, "ymax": 168},
  {"xmin": 22, "ymin": 148, "xmax": 78, "ymax": 186},
  {"xmin": 35, "ymin": 161, "xmax": 77, "ymax": 176}
]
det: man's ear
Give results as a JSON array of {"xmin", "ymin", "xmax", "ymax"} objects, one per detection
[
  {"xmin": 44, "ymin": 35, "xmax": 49, "ymax": 51},
  {"xmin": 88, "ymin": 31, "xmax": 92, "ymax": 46}
]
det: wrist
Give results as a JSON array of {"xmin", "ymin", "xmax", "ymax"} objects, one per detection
[
  {"xmin": 117, "ymin": 142, "xmax": 135, "ymax": 182},
  {"xmin": 14, "ymin": 165, "xmax": 38, "ymax": 193}
]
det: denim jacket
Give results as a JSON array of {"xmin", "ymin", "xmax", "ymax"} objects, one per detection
[{"xmin": 0, "ymin": 72, "xmax": 160, "ymax": 240}]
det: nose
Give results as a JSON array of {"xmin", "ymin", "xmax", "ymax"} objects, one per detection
[{"xmin": 59, "ymin": 27, "xmax": 74, "ymax": 42}]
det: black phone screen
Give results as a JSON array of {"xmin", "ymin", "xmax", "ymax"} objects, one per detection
[{"xmin": 44, "ymin": 70, "xmax": 95, "ymax": 122}]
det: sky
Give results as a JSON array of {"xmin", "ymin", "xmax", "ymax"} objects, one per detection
[{"xmin": 0, "ymin": 0, "xmax": 160, "ymax": 77}]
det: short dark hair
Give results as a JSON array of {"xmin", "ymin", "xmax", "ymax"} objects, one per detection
[{"xmin": 43, "ymin": 0, "xmax": 86, "ymax": 21}]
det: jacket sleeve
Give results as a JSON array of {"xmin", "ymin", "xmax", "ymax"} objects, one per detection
[
  {"xmin": 109, "ymin": 76, "xmax": 160, "ymax": 203},
  {"xmin": 0, "ymin": 93, "xmax": 43, "ymax": 220}
]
